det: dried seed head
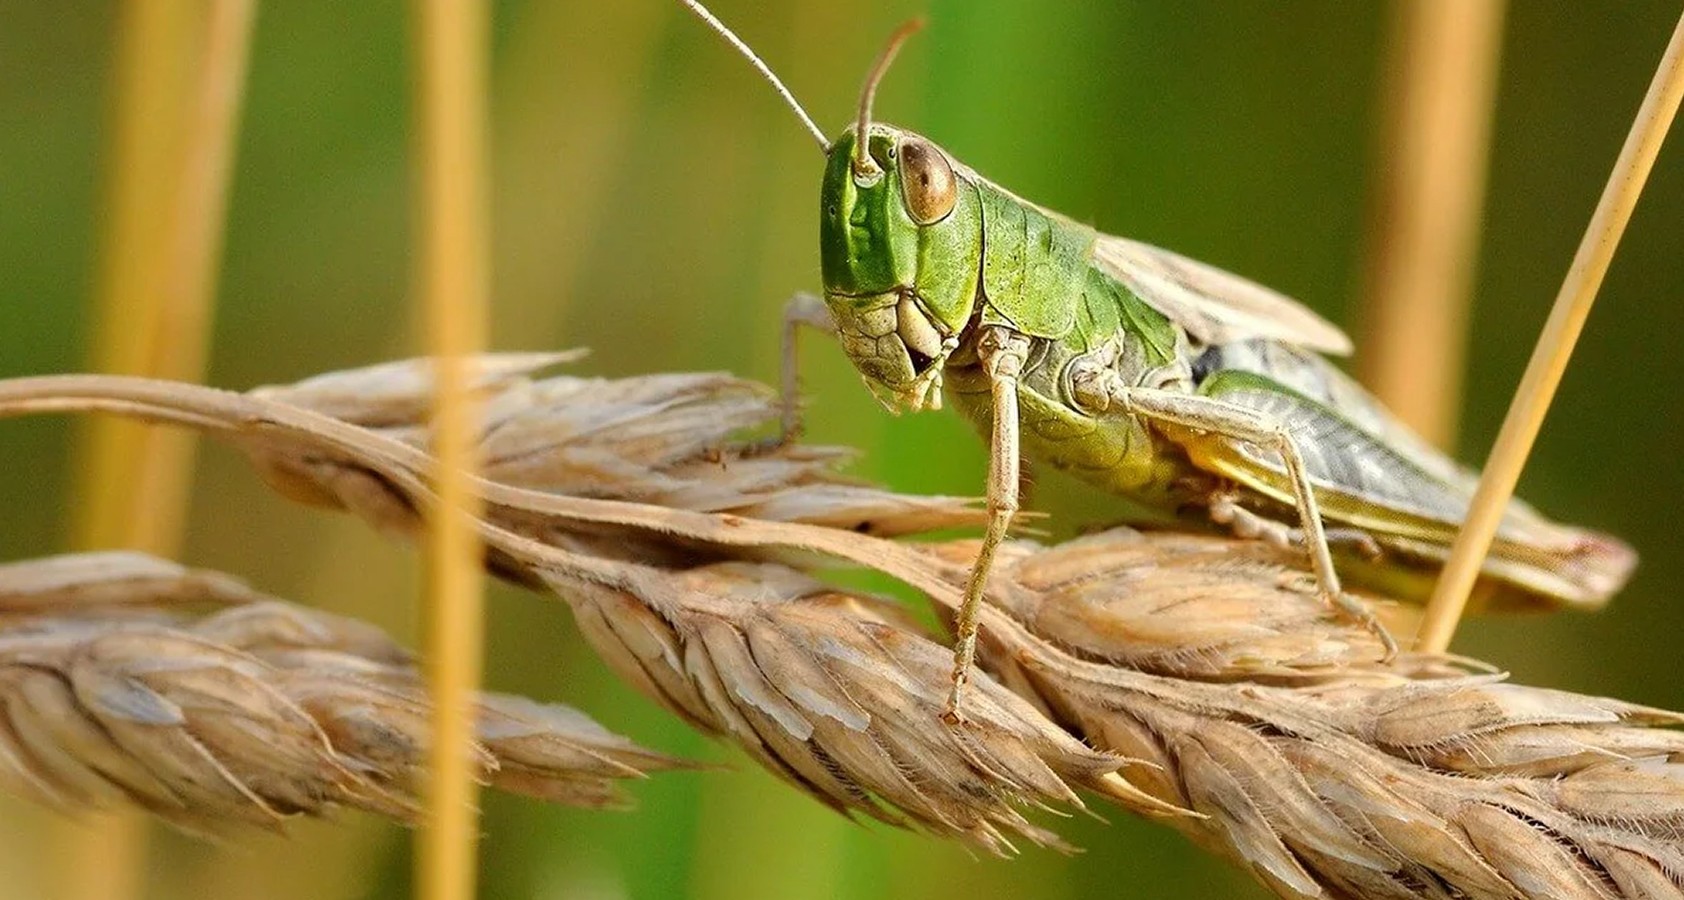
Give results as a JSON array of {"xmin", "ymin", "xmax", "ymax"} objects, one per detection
[
  {"xmin": 943, "ymin": 530, "xmax": 1404, "ymax": 682},
  {"xmin": 248, "ymin": 355, "xmax": 985, "ymax": 544},
  {"xmin": 235, "ymin": 358, "xmax": 1684, "ymax": 890},
  {"xmin": 0, "ymin": 551, "xmax": 262, "ymax": 627},
  {"xmin": 0, "ymin": 553, "xmax": 687, "ymax": 830},
  {"xmin": 6, "ymin": 358, "xmax": 1684, "ymax": 896},
  {"xmin": 250, "ymin": 352, "xmax": 584, "ymax": 428},
  {"xmin": 548, "ymin": 558, "xmax": 1120, "ymax": 854},
  {"xmin": 964, "ymin": 529, "xmax": 1684, "ymax": 898}
]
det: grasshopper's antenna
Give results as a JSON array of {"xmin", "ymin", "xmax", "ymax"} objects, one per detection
[
  {"xmin": 679, "ymin": 0, "xmax": 829, "ymax": 152},
  {"xmin": 852, "ymin": 17, "xmax": 926, "ymax": 180}
]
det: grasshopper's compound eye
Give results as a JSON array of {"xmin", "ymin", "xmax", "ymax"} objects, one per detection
[{"xmin": 897, "ymin": 137, "xmax": 956, "ymax": 225}]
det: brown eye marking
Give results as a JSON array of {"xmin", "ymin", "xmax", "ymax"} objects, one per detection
[{"xmin": 897, "ymin": 137, "xmax": 957, "ymax": 225}]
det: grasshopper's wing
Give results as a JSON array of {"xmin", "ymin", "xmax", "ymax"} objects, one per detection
[
  {"xmin": 1091, "ymin": 234, "xmax": 1353, "ymax": 356},
  {"xmin": 1182, "ymin": 367, "xmax": 1635, "ymax": 610}
]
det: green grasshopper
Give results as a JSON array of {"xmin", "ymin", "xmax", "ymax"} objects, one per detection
[{"xmin": 682, "ymin": 1, "xmax": 1636, "ymax": 719}]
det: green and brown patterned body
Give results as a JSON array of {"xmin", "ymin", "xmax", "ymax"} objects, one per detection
[{"xmin": 822, "ymin": 126, "xmax": 1634, "ymax": 612}]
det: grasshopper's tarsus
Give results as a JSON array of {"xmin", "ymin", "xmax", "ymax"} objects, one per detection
[
  {"xmin": 1337, "ymin": 590, "xmax": 1399, "ymax": 660},
  {"xmin": 741, "ymin": 293, "xmax": 833, "ymax": 459},
  {"xmin": 944, "ymin": 325, "xmax": 1031, "ymax": 722},
  {"xmin": 1332, "ymin": 529, "xmax": 1386, "ymax": 562}
]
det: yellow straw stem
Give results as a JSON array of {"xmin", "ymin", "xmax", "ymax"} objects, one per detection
[
  {"xmin": 411, "ymin": 1, "xmax": 490, "ymax": 899},
  {"xmin": 1416, "ymin": 10, "xmax": 1684, "ymax": 654},
  {"xmin": 1358, "ymin": 0, "xmax": 1506, "ymax": 449},
  {"xmin": 59, "ymin": 2, "xmax": 256, "ymax": 898}
]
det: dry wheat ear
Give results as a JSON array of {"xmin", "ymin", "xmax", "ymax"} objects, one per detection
[
  {"xmin": 0, "ymin": 354, "xmax": 1678, "ymax": 899},
  {"xmin": 0, "ymin": 550, "xmax": 689, "ymax": 834}
]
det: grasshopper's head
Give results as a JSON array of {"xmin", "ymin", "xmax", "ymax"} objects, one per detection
[
  {"xmin": 681, "ymin": 3, "xmax": 981, "ymax": 412},
  {"xmin": 819, "ymin": 123, "xmax": 980, "ymax": 413}
]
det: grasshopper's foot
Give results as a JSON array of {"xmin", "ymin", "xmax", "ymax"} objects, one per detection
[
  {"xmin": 774, "ymin": 399, "xmax": 805, "ymax": 448},
  {"xmin": 1281, "ymin": 570, "xmax": 1397, "ymax": 661},
  {"xmin": 941, "ymin": 647, "xmax": 976, "ymax": 725},
  {"xmin": 1330, "ymin": 589, "xmax": 1398, "ymax": 661},
  {"xmin": 737, "ymin": 411, "xmax": 805, "ymax": 458},
  {"xmin": 1325, "ymin": 528, "xmax": 1384, "ymax": 562},
  {"xmin": 941, "ymin": 677, "xmax": 969, "ymax": 725},
  {"xmin": 739, "ymin": 430, "xmax": 797, "ymax": 458}
]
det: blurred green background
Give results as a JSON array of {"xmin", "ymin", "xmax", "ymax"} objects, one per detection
[{"xmin": 2, "ymin": 1, "xmax": 1682, "ymax": 898}]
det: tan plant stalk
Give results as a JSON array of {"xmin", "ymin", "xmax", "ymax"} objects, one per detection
[
  {"xmin": 1, "ymin": 358, "xmax": 1682, "ymax": 897},
  {"xmin": 1417, "ymin": 9, "xmax": 1684, "ymax": 653},
  {"xmin": 1357, "ymin": 0, "xmax": 1505, "ymax": 449},
  {"xmin": 410, "ymin": 0, "xmax": 492, "ymax": 897},
  {"xmin": 0, "ymin": 551, "xmax": 686, "ymax": 831},
  {"xmin": 61, "ymin": 2, "xmax": 258, "ymax": 897}
]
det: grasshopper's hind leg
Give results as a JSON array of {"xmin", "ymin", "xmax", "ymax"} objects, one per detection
[
  {"xmin": 944, "ymin": 325, "xmax": 1032, "ymax": 723},
  {"xmin": 1116, "ymin": 387, "xmax": 1399, "ymax": 659},
  {"xmin": 1208, "ymin": 494, "xmax": 1383, "ymax": 561}
]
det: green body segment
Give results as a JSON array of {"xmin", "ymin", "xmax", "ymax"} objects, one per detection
[
  {"xmin": 972, "ymin": 180, "xmax": 1085, "ymax": 340},
  {"xmin": 949, "ymin": 179, "xmax": 1188, "ymax": 503},
  {"xmin": 945, "ymin": 352, "xmax": 1186, "ymax": 507}
]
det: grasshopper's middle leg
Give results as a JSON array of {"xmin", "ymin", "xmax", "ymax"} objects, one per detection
[
  {"xmin": 944, "ymin": 325, "xmax": 1032, "ymax": 723},
  {"xmin": 1114, "ymin": 386, "xmax": 1399, "ymax": 659}
]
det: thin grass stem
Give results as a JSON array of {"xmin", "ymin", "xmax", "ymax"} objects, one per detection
[{"xmin": 1416, "ymin": 10, "xmax": 1684, "ymax": 653}]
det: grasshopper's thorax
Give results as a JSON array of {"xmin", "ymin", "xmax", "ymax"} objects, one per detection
[{"xmin": 820, "ymin": 125, "xmax": 984, "ymax": 414}]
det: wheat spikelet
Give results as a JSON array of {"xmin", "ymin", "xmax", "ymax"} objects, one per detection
[
  {"xmin": 0, "ymin": 551, "xmax": 687, "ymax": 833},
  {"xmin": 969, "ymin": 533, "xmax": 1684, "ymax": 898},
  {"xmin": 241, "ymin": 359, "xmax": 1143, "ymax": 850},
  {"xmin": 246, "ymin": 353, "xmax": 984, "ymax": 545},
  {"xmin": 549, "ymin": 557, "xmax": 1128, "ymax": 853},
  {"xmin": 1, "ymin": 358, "xmax": 1682, "ymax": 896}
]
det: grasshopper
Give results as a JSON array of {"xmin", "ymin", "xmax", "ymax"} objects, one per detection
[{"xmin": 682, "ymin": 2, "xmax": 1636, "ymax": 719}]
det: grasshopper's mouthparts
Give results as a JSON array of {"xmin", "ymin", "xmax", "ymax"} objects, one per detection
[
  {"xmin": 825, "ymin": 288, "xmax": 955, "ymax": 414},
  {"xmin": 896, "ymin": 292, "xmax": 946, "ymax": 375},
  {"xmin": 905, "ymin": 345, "xmax": 936, "ymax": 375}
]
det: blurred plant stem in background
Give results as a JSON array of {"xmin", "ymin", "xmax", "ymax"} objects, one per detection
[
  {"xmin": 409, "ymin": 1, "xmax": 493, "ymax": 900},
  {"xmin": 1357, "ymin": 0, "xmax": 1505, "ymax": 449},
  {"xmin": 54, "ymin": 1, "xmax": 255, "ymax": 899},
  {"xmin": 1356, "ymin": 0, "xmax": 1504, "ymax": 642}
]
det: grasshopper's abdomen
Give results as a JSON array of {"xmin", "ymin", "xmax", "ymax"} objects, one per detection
[{"xmin": 1186, "ymin": 338, "xmax": 1637, "ymax": 611}]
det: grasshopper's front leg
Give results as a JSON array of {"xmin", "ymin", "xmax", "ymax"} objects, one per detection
[
  {"xmin": 1111, "ymin": 386, "xmax": 1399, "ymax": 659},
  {"xmin": 943, "ymin": 325, "xmax": 1032, "ymax": 723},
  {"xmin": 775, "ymin": 292, "xmax": 835, "ymax": 442}
]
